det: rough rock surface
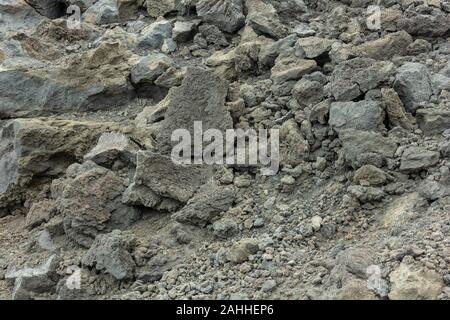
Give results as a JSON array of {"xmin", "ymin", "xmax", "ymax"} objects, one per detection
[{"xmin": 0, "ymin": 0, "xmax": 449, "ymax": 301}]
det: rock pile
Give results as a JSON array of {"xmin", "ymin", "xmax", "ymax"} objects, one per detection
[{"xmin": 0, "ymin": 0, "xmax": 449, "ymax": 300}]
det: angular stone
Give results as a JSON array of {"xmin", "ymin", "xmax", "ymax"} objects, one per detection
[
  {"xmin": 117, "ymin": 0, "xmax": 139, "ymax": 20},
  {"xmin": 353, "ymin": 165, "xmax": 387, "ymax": 186},
  {"xmin": 196, "ymin": 0, "xmax": 245, "ymax": 33},
  {"xmin": 56, "ymin": 161, "xmax": 140, "ymax": 248},
  {"xmin": 173, "ymin": 20, "xmax": 199, "ymax": 43},
  {"xmin": 352, "ymin": 31, "xmax": 413, "ymax": 60},
  {"xmin": 84, "ymin": 132, "xmax": 139, "ymax": 167},
  {"xmin": 418, "ymin": 178, "xmax": 450, "ymax": 201},
  {"xmin": 295, "ymin": 36, "xmax": 334, "ymax": 59},
  {"xmin": 329, "ymin": 100, "xmax": 384, "ymax": 132},
  {"xmin": 394, "ymin": 63, "xmax": 432, "ymax": 113},
  {"xmin": 123, "ymin": 182, "xmax": 163, "ymax": 209},
  {"xmin": 198, "ymin": 24, "xmax": 229, "ymax": 47},
  {"xmin": 83, "ymin": 230, "xmax": 136, "ymax": 280},
  {"xmin": 389, "ymin": 257, "xmax": 444, "ymax": 300},
  {"xmin": 400, "ymin": 147, "xmax": 440, "ymax": 172},
  {"xmin": 25, "ymin": 199, "xmax": 57, "ymax": 230},
  {"xmin": 416, "ymin": 109, "xmax": 450, "ymax": 136},
  {"xmin": 156, "ymin": 67, "xmax": 233, "ymax": 154},
  {"xmin": 279, "ymin": 119, "xmax": 309, "ymax": 166},
  {"xmin": 138, "ymin": 19, "xmax": 172, "ymax": 49},
  {"xmin": 339, "ymin": 129, "xmax": 397, "ymax": 169},
  {"xmin": 246, "ymin": 0, "xmax": 287, "ymax": 39},
  {"xmin": 336, "ymin": 248, "xmax": 374, "ymax": 279},
  {"xmin": 258, "ymin": 34, "xmax": 296, "ymax": 68},
  {"xmin": 0, "ymin": 42, "xmax": 135, "ymax": 118},
  {"xmin": 132, "ymin": 152, "xmax": 214, "ymax": 204},
  {"xmin": 130, "ymin": 53, "xmax": 173, "ymax": 98},
  {"xmin": 5, "ymin": 255, "xmax": 58, "ymax": 300},
  {"xmin": 271, "ymin": 55, "xmax": 316, "ymax": 84},
  {"xmin": 381, "ymin": 88, "xmax": 415, "ymax": 131},
  {"xmin": 173, "ymin": 182, "xmax": 235, "ymax": 227},
  {"xmin": 331, "ymin": 58, "xmax": 395, "ymax": 101},
  {"xmin": 83, "ymin": 0, "xmax": 119, "ymax": 25},
  {"xmin": 0, "ymin": 118, "xmax": 119, "ymax": 215},
  {"xmin": 292, "ymin": 79, "xmax": 324, "ymax": 107},
  {"xmin": 227, "ymin": 238, "xmax": 259, "ymax": 264},
  {"xmin": 309, "ymin": 100, "xmax": 330, "ymax": 125}
]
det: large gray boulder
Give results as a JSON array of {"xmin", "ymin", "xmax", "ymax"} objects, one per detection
[
  {"xmin": 55, "ymin": 161, "xmax": 140, "ymax": 248},
  {"xmin": 397, "ymin": 9, "xmax": 450, "ymax": 37},
  {"xmin": 83, "ymin": 0, "xmax": 119, "ymax": 25},
  {"xmin": 246, "ymin": 0, "xmax": 287, "ymax": 39},
  {"xmin": 84, "ymin": 132, "xmax": 140, "ymax": 168},
  {"xmin": 416, "ymin": 109, "xmax": 450, "ymax": 136},
  {"xmin": 173, "ymin": 181, "xmax": 235, "ymax": 227},
  {"xmin": 0, "ymin": 118, "xmax": 120, "ymax": 217},
  {"xmin": 156, "ymin": 67, "xmax": 233, "ymax": 154},
  {"xmin": 330, "ymin": 58, "xmax": 395, "ymax": 101},
  {"xmin": 1, "ymin": 0, "xmax": 43, "ymax": 35},
  {"xmin": 400, "ymin": 147, "xmax": 440, "ymax": 172},
  {"xmin": 394, "ymin": 63, "xmax": 432, "ymax": 113},
  {"xmin": 196, "ymin": 0, "xmax": 245, "ymax": 33},
  {"xmin": 0, "ymin": 42, "xmax": 135, "ymax": 118},
  {"xmin": 339, "ymin": 129, "xmax": 397, "ymax": 169},
  {"xmin": 329, "ymin": 100, "xmax": 385, "ymax": 132},
  {"xmin": 137, "ymin": 19, "xmax": 173, "ymax": 49},
  {"xmin": 5, "ymin": 255, "xmax": 59, "ymax": 299},
  {"xmin": 130, "ymin": 152, "xmax": 214, "ymax": 204},
  {"xmin": 83, "ymin": 230, "xmax": 136, "ymax": 280}
]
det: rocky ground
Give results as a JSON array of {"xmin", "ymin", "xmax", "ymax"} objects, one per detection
[{"xmin": 0, "ymin": 0, "xmax": 449, "ymax": 300}]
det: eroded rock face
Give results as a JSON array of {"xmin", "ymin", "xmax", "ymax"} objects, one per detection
[
  {"xmin": 83, "ymin": 230, "xmax": 136, "ymax": 280},
  {"xmin": 339, "ymin": 129, "xmax": 397, "ymax": 169},
  {"xmin": 156, "ymin": 67, "xmax": 233, "ymax": 154},
  {"xmin": 329, "ymin": 100, "xmax": 385, "ymax": 133},
  {"xmin": 55, "ymin": 161, "xmax": 140, "ymax": 248},
  {"xmin": 416, "ymin": 109, "xmax": 450, "ymax": 136},
  {"xmin": 131, "ymin": 152, "xmax": 214, "ymax": 204},
  {"xmin": 5, "ymin": 255, "xmax": 59, "ymax": 300},
  {"xmin": 0, "ymin": 42, "xmax": 135, "ymax": 118},
  {"xmin": 0, "ymin": 118, "xmax": 120, "ymax": 216},
  {"xmin": 400, "ymin": 147, "xmax": 440, "ymax": 172},
  {"xmin": 330, "ymin": 58, "xmax": 395, "ymax": 101},
  {"xmin": 389, "ymin": 257, "xmax": 444, "ymax": 300},
  {"xmin": 394, "ymin": 63, "xmax": 432, "ymax": 113},
  {"xmin": 173, "ymin": 181, "xmax": 235, "ymax": 226},
  {"xmin": 84, "ymin": 132, "xmax": 139, "ymax": 168},
  {"xmin": 196, "ymin": 0, "xmax": 245, "ymax": 33},
  {"xmin": 246, "ymin": 0, "xmax": 287, "ymax": 39},
  {"xmin": 1, "ymin": 0, "xmax": 450, "ymax": 302}
]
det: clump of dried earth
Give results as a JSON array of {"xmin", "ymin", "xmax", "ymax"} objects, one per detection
[{"xmin": 0, "ymin": 0, "xmax": 449, "ymax": 300}]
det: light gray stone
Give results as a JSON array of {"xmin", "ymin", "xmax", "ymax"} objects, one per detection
[
  {"xmin": 394, "ymin": 63, "xmax": 432, "ymax": 113},
  {"xmin": 329, "ymin": 100, "xmax": 384, "ymax": 132}
]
